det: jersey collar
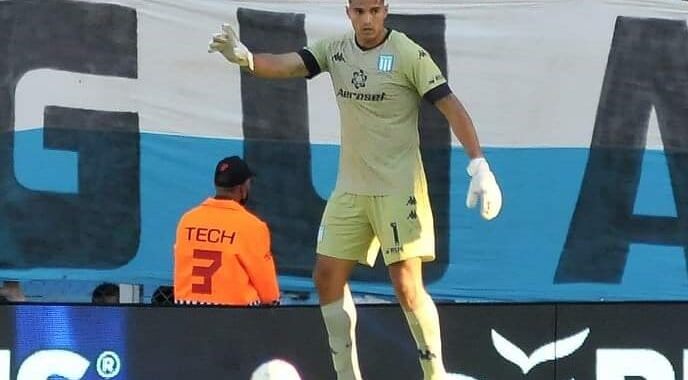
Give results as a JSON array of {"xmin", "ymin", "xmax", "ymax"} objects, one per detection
[
  {"xmin": 203, "ymin": 197, "xmax": 244, "ymax": 210},
  {"xmin": 354, "ymin": 28, "xmax": 391, "ymax": 52}
]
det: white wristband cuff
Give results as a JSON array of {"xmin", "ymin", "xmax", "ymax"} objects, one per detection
[{"xmin": 466, "ymin": 157, "xmax": 489, "ymax": 177}]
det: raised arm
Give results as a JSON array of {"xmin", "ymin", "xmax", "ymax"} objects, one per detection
[
  {"xmin": 252, "ymin": 53, "xmax": 309, "ymax": 79},
  {"xmin": 209, "ymin": 23, "xmax": 308, "ymax": 79},
  {"xmin": 434, "ymin": 92, "xmax": 503, "ymax": 220}
]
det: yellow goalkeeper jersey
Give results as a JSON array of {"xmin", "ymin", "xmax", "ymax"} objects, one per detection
[{"xmin": 303, "ymin": 29, "xmax": 448, "ymax": 195}]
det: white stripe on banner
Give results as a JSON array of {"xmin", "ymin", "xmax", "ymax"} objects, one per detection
[{"xmin": 14, "ymin": 0, "xmax": 687, "ymax": 147}]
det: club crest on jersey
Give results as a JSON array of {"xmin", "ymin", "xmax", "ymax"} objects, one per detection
[
  {"xmin": 351, "ymin": 69, "xmax": 368, "ymax": 89},
  {"xmin": 378, "ymin": 54, "xmax": 394, "ymax": 72}
]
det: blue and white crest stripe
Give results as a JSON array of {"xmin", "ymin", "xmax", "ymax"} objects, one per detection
[{"xmin": 378, "ymin": 55, "xmax": 394, "ymax": 72}]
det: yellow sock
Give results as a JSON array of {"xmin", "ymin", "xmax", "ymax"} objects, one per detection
[
  {"xmin": 320, "ymin": 285, "xmax": 362, "ymax": 380},
  {"xmin": 402, "ymin": 294, "xmax": 446, "ymax": 380}
]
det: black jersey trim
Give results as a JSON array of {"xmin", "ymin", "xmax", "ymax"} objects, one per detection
[
  {"xmin": 298, "ymin": 48, "xmax": 321, "ymax": 79},
  {"xmin": 355, "ymin": 28, "xmax": 392, "ymax": 51},
  {"xmin": 423, "ymin": 83, "xmax": 452, "ymax": 104}
]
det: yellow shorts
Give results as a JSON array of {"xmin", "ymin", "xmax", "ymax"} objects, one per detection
[{"xmin": 316, "ymin": 187, "xmax": 435, "ymax": 267}]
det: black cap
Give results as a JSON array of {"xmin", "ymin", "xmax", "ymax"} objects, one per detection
[{"xmin": 214, "ymin": 156, "xmax": 254, "ymax": 187}]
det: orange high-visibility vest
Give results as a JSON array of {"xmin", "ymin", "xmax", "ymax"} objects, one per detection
[{"xmin": 174, "ymin": 198, "xmax": 280, "ymax": 306}]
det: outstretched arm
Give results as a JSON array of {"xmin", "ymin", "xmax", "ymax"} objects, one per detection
[
  {"xmin": 434, "ymin": 93, "xmax": 503, "ymax": 220},
  {"xmin": 252, "ymin": 53, "xmax": 309, "ymax": 79},
  {"xmin": 209, "ymin": 23, "xmax": 308, "ymax": 79}
]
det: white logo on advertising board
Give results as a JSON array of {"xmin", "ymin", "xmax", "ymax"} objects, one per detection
[{"xmin": 0, "ymin": 349, "xmax": 121, "ymax": 380}]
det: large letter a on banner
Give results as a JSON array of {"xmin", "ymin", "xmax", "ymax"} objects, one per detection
[{"xmin": 555, "ymin": 17, "xmax": 688, "ymax": 283}]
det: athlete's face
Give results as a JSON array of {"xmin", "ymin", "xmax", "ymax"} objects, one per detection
[{"xmin": 347, "ymin": 0, "xmax": 388, "ymax": 48}]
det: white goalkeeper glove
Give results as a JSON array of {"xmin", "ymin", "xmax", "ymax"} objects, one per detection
[
  {"xmin": 208, "ymin": 23, "xmax": 254, "ymax": 71},
  {"xmin": 466, "ymin": 157, "xmax": 502, "ymax": 220}
]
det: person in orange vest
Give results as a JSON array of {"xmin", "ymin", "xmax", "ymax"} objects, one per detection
[{"xmin": 174, "ymin": 156, "xmax": 280, "ymax": 306}]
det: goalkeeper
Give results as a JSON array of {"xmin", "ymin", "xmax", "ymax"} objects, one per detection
[{"xmin": 209, "ymin": 1, "xmax": 502, "ymax": 379}]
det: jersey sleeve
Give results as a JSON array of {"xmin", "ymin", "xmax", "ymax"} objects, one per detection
[
  {"xmin": 238, "ymin": 221, "xmax": 280, "ymax": 304},
  {"xmin": 403, "ymin": 40, "xmax": 449, "ymax": 99},
  {"xmin": 301, "ymin": 38, "xmax": 331, "ymax": 78}
]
